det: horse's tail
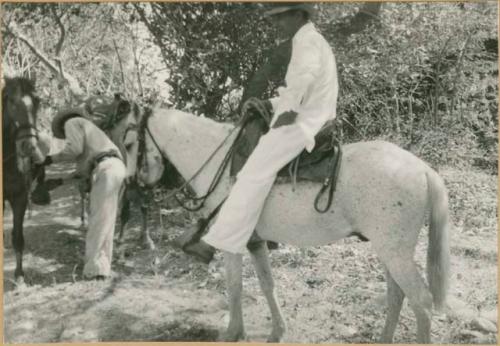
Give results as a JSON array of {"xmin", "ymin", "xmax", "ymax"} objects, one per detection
[{"xmin": 425, "ymin": 169, "xmax": 450, "ymax": 311}]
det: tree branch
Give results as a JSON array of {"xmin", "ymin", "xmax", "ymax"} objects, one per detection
[
  {"xmin": 51, "ymin": 5, "xmax": 66, "ymax": 57},
  {"xmin": 51, "ymin": 5, "xmax": 66, "ymax": 77},
  {"xmin": 4, "ymin": 21, "xmax": 85, "ymax": 99},
  {"xmin": 112, "ymin": 38, "xmax": 127, "ymax": 94}
]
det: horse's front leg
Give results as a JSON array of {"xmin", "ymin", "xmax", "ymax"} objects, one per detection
[
  {"xmin": 249, "ymin": 241, "xmax": 286, "ymax": 342},
  {"xmin": 11, "ymin": 194, "xmax": 28, "ymax": 283},
  {"xmin": 222, "ymin": 251, "xmax": 246, "ymax": 341},
  {"xmin": 139, "ymin": 200, "xmax": 154, "ymax": 250}
]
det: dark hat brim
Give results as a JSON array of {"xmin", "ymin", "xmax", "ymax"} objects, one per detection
[
  {"xmin": 263, "ymin": 4, "xmax": 315, "ymax": 17},
  {"xmin": 52, "ymin": 107, "xmax": 87, "ymax": 139}
]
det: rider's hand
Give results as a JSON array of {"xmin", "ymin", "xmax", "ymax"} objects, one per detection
[
  {"xmin": 272, "ymin": 110, "xmax": 298, "ymax": 129},
  {"xmin": 241, "ymin": 97, "xmax": 272, "ymax": 125}
]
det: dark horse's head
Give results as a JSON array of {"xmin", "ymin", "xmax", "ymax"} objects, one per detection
[{"xmin": 2, "ymin": 77, "xmax": 44, "ymax": 173}]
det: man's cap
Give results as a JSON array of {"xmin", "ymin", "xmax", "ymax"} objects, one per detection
[{"xmin": 263, "ymin": 2, "xmax": 315, "ymax": 18}]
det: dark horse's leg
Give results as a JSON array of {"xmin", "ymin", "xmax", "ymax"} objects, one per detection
[{"xmin": 10, "ymin": 191, "xmax": 28, "ymax": 281}]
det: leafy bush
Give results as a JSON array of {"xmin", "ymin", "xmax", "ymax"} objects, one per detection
[{"xmin": 329, "ymin": 3, "xmax": 498, "ymax": 170}]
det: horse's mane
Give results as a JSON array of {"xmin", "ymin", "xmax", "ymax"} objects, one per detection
[
  {"xmin": 159, "ymin": 108, "xmax": 234, "ymax": 138},
  {"xmin": 3, "ymin": 77, "xmax": 36, "ymax": 97}
]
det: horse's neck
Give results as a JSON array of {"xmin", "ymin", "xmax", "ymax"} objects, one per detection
[{"xmin": 150, "ymin": 110, "xmax": 236, "ymax": 199}]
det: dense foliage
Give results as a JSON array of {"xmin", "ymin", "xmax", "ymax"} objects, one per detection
[
  {"xmin": 329, "ymin": 3, "xmax": 498, "ymax": 170},
  {"xmin": 2, "ymin": 2, "xmax": 497, "ymax": 170}
]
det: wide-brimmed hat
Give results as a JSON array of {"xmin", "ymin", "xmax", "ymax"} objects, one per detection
[
  {"xmin": 51, "ymin": 107, "xmax": 88, "ymax": 139},
  {"xmin": 263, "ymin": 2, "xmax": 315, "ymax": 18}
]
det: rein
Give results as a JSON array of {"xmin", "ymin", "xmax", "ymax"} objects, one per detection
[{"xmin": 137, "ymin": 112, "xmax": 245, "ymax": 212}]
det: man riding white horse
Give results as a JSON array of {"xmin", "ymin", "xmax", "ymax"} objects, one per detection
[
  {"xmin": 183, "ymin": 2, "xmax": 339, "ymax": 262},
  {"xmin": 42, "ymin": 106, "xmax": 126, "ymax": 280}
]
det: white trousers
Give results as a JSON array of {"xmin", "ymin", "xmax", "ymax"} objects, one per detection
[
  {"xmin": 83, "ymin": 157, "xmax": 125, "ymax": 277},
  {"xmin": 203, "ymin": 124, "xmax": 308, "ymax": 254}
]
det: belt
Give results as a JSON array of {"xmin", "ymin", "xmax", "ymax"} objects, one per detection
[{"xmin": 91, "ymin": 150, "xmax": 120, "ymax": 171}]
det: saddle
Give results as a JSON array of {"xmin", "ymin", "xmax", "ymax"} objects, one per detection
[
  {"xmin": 230, "ymin": 112, "xmax": 342, "ymax": 213},
  {"xmin": 230, "ymin": 115, "xmax": 341, "ymax": 181}
]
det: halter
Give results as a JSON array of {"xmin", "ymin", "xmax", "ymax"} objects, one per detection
[{"xmin": 15, "ymin": 123, "xmax": 38, "ymax": 141}]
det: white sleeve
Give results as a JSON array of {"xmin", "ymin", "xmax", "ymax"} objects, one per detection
[
  {"xmin": 272, "ymin": 34, "xmax": 321, "ymax": 117},
  {"xmin": 51, "ymin": 120, "xmax": 85, "ymax": 162}
]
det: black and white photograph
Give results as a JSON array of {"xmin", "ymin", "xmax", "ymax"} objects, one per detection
[{"xmin": 1, "ymin": 1, "xmax": 498, "ymax": 344}]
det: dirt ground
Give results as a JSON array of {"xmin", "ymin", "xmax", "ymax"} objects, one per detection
[{"xmin": 2, "ymin": 163, "xmax": 498, "ymax": 344}]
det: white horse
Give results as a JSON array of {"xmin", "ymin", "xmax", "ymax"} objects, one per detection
[{"xmin": 116, "ymin": 104, "xmax": 450, "ymax": 343}]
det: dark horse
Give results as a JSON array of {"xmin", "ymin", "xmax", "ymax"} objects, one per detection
[{"xmin": 2, "ymin": 77, "xmax": 48, "ymax": 283}]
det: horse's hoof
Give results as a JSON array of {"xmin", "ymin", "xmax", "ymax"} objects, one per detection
[
  {"xmin": 141, "ymin": 237, "xmax": 155, "ymax": 250},
  {"xmin": 267, "ymin": 326, "xmax": 286, "ymax": 343},
  {"xmin": 221, "ymin": 330, "xmax": 246, "ymax": 342},
  {"xmin": 267, "ymin": 334, "xmax": 284, "ymax": 343}
]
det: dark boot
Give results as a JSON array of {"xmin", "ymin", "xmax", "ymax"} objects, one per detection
[
  {"xmin": 31, "ymin": 183, "xmax": 50, "ymax": 205},
  {"xmin": 183, "ymin": 240, "xmax": 215, "ymax": 264},
  {"xmin": 173, "ymin": 220, "xmax": 206, "ymax": 249}
]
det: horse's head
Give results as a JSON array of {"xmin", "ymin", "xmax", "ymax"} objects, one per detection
[
  {"xmin": 2, "ymin": 77, "xmax": 45, "ymax": 173},
  {"xmin": 97, "ymin": 94, "xmax": 162, "ymax": 185}
]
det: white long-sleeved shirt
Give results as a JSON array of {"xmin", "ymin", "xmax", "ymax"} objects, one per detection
[
  {"xmin": 269, "ymin": 22, "xmax": 338, "ymax": 152},
  {"xmin": 52, "ymin": 117, "xmax": 122, "ymax": 177}
]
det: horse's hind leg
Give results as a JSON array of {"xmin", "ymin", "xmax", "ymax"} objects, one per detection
[
  {"xmin": 380, "ymin": 254, "xmax": 433, "ymax": 343},
  {"xmin": 222, "ymin": 252, "xmax": 246, "ymax": 341},
  {"xmin": 249, "ymin": 241, "xmax": 286, "ymax": 342},
  {"xmin": 380, "ymin": 267, "xmax": 405, "ymax": 343},
  {"xmin": 12, "ymin": 194, "xmax": 28, "ymax": 282}
]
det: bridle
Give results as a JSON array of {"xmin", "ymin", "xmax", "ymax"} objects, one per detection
[
  {"xmin": 3, "ymin": 90, "xmax": 42, "ymax": 216},
  {"xmin": 3, "ymin": 95, "xmax": 40, "ymax": 162},
  {"xmin": 15, "ymin": 123, "xmax": 38, "ymax": 141},
  {"xmin": 134, "ymin": 108, "xmax": 244, "ymax": 212}
]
